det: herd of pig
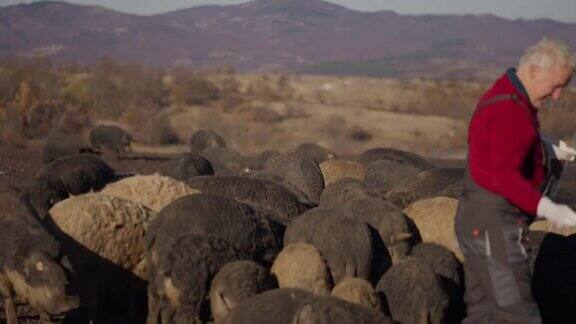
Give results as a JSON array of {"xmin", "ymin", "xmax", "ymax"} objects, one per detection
[{"xmin": 1, "ymin": 125, "xmax": 576, "ymax": 323}]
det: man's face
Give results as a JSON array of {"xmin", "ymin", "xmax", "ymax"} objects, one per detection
[{"xmin": 530, "ymin": 64, "xmax": 572, "ymax": 107}]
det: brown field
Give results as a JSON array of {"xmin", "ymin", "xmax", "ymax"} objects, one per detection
[
  {"xmin": 2, "ymin": 59, "xmax": 576, "ymax": 323},
  {"xmin": 1, "ymin": 59, "xmax": 575, "ymax": 166}
]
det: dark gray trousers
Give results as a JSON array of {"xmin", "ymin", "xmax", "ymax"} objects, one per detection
[{"xmin": 455, "ymin": 177, "xmax": 542, "ymax": 324}]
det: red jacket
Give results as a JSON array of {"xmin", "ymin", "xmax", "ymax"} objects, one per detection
[{"xmin": 468, "ymin": 72, "xmax": 546, "ymax": 216}]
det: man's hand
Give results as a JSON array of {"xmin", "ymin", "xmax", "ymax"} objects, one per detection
[{"xmin": 537, "ymin": 196, "xmax": 576, "ymax": 228}]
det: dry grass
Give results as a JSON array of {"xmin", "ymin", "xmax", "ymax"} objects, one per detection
[
  {"xmin": 166, "ymin": 99, "xmax": 467, "ymax": 156},
  {"xmin": 3, "ymin": 59, "xmax": 575, "ymax": 160}
]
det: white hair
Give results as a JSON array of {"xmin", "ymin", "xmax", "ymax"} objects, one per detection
[{"xmin": 519, "ymin": 38, "xmax": 576, "ymax": 71}]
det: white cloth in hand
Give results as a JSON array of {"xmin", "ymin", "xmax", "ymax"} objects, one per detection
[
  {"xmin": 540, "ymin": 134, "xmax": 576, "ymax": 161},
  {"xmin": 554, "ymin": 140, "xmax": 576, "ymax": 161},
  {"xmin": 537, "ymin": 196, "xmax": 576, "ymax": 228}
]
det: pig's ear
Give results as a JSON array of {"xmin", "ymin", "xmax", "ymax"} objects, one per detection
[{"xmin": 59, "ymin": 255, "xmax": 75, "ymax": 274}]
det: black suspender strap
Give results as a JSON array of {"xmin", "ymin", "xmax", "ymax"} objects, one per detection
[{"xmin": 477, "ymin": 93, "xmax": 519, "ymax": 111}]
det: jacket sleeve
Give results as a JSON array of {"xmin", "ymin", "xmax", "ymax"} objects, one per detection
[{"xmin": 487, "ymin": 103, "xmax": 543, "ymax": 215}]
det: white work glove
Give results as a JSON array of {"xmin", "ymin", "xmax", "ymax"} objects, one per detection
[
  {"xmin": 537, "ymin": 196, "xmax": 576, "ymax": 228},
  {"xmin": 553, "ymin": 140, "xmax": 576, "ymax": 162}
]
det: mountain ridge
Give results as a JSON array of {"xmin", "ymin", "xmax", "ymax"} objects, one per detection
[{"xmin": 1, "ymin": 0, "xmax": 574, "ymax": 78}]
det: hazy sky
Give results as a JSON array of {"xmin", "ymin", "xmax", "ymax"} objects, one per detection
[{"xmin": 1, "ymin": 0, "xmax": 575, "ymax": 22}]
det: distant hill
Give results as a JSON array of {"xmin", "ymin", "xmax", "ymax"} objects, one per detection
[{"xmin": 1, "ymin": 0, "xmax": 575, "ymax": 78}]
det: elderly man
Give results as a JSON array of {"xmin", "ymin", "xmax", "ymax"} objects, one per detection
[{"xmin": 455, "ymin": 38, "xmax": 576, "ymax": 323}]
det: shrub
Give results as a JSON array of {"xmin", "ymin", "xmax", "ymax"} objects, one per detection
[{"xmin": 170, "ymin": 72, "xmax": 221, "ymax": 106}]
